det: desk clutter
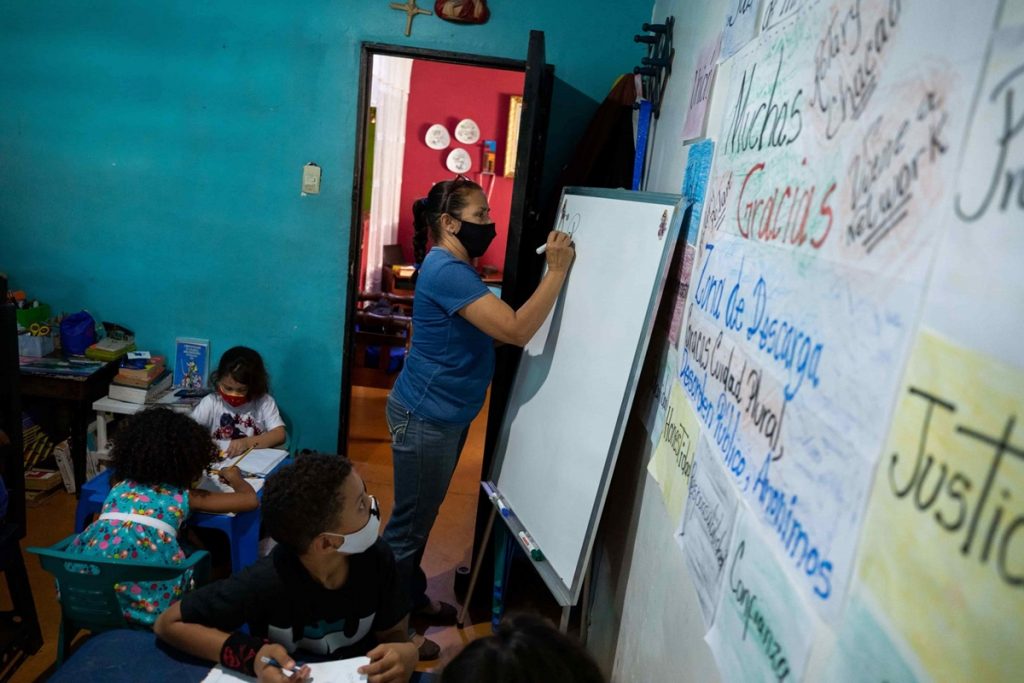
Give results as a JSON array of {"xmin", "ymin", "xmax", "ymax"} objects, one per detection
[{"xmin": 107, "ymin": 351, "xmax": 173, "ymax": 404}]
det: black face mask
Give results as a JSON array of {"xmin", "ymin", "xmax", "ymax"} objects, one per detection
[{"xmin": 455, "ymin": 219, "xmax": 497, "ymax": 258}]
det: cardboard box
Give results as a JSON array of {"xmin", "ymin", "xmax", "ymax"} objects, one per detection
[
  {"xmin": 18, "ymin": 334, "xmax": 55, "ymax": 358},
  {"xmin": 25, "ymin": 468, "xmax": 62, "ymax": 492}
]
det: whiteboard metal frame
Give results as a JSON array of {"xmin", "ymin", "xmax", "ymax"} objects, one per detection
[{"xmin": 486, "ymin": 187, "xmax": 687, "ymax": 606}]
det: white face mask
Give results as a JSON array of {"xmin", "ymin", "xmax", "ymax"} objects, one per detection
[{"xmin": 323, "ymin": 496, "xmax": 380, "ymax": 555}]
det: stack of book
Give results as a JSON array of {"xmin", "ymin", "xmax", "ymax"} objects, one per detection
[{"xmin": 108, "ymin": 354, "xmax": 173, "ymax": 404}]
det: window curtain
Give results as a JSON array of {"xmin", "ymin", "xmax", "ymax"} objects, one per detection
[{"xmin": 365, "ymin": 55, "xmax": 413, "ymax": 293}]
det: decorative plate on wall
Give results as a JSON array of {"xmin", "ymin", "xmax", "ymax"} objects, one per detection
[
  {"xmin": 425, "ymin": 123, "xmax": 451, "ymax": 150},
  {"xmin": 454, "ymin": 118, "xmax": 481, "ymax": 144},
  {"xmin": 446, "ymin": 147, "xmax": 472, "ymax": 173}
]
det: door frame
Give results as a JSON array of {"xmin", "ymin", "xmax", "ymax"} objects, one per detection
[{"xmin": 338, "ymin": 43, "xmax": 528, "ymax": 452}]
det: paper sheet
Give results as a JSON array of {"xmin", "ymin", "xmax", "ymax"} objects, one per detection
[
  {"xmin": 646, "ymin": 380, "xmax": 700, "ymax": 527},
  {"xmin": 682, "ymin": 35, "xmax": 722, "ymax": 140},
  {"xmin": 720, "ymin": 0, "xmax": 762, "ymax": 61},
  {"xmin": 705, "ymin": 507, "xmax": 819, "ymax": 683},
  {"xmin": 843, "ymin": 330, "xmax": 1024, "ymax": 683},
  {"xmin": 677, "ymin": 434, "xmax": 741, "ymax": 627},
  {"xmin": 201, "ymin": 656, "xmax": 369, "ymax": 682}
]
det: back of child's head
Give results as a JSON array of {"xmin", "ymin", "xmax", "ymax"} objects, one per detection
[
  {"xmin": 111, "ymin": 407, "xmax": 217, "ymax": 489},
  {"xmin": 440, "ymin": 613, "xmax": 605, "ymax": 683},
  {"xmin": 261, "ymin": 453, "xmax": 354, "ymax": 555},
  {"xmin": 213, "ymin": 346, "xmax": 270, "ymax": 398}
]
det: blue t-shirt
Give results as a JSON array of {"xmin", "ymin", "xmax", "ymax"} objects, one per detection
[{"xmin": 391, "ymin": 248, "xmax": 494, "ymax": 424}]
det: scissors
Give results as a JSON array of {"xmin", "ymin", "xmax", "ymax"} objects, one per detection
[{"xmin": 28, "ymin": 323, "xmax": 50, "ymax": 337}]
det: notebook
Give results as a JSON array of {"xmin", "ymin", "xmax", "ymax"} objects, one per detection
[{"xmin": 213, "ymin": 442, "xmax": 289, "ymax": 477}]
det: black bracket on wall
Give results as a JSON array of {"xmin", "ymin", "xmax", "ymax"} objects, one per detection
[{"xmin": 633, "ymin": 17, "xmax": 675, "ymax": 118}]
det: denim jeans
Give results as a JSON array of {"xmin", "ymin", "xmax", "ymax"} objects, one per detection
[{"xmin": 382, "ymin": 394, "xmax": 470, "ymax": 612}]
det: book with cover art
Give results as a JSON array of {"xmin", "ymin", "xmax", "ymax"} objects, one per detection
[{"xmin": 173, "ymin": 337, "xmax": 210, "ymax": 389}]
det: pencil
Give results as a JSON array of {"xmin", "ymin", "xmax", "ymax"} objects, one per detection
[{"xmin": 232, "ymin": 446, "xmax": 255, "ymax": 468}]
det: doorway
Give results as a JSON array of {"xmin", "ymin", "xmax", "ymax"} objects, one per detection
[{"xmin": 338, "ymin": 37, "xmax": 553, "ymax": 635}]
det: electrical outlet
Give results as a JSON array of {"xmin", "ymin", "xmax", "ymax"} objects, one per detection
[{"xmin": 302, "ymin": 163, "xmax": 321, "ymax": 194}]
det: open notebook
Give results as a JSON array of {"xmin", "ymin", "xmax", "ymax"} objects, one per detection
[
  {"xmin": 213, "ymin": 441, "xmax": 289, "ymax": 477},
  {"xmin": 200, "ymin": 657, "xmax": 369, "ymax": 682}
]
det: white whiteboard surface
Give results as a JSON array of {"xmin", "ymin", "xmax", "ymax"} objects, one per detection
[{"xmin": 490, "ymin": 187, "xmax": 683, "ymax": 604}]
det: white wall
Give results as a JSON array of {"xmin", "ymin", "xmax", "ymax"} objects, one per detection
[{"xmin": 586, "ymin": 2, "xmax": 731, "ymax": 681}]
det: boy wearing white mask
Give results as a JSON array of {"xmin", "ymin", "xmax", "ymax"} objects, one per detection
[{"xmin": 155, "ymin": 454, "xmax": 418, "ymax": 683}]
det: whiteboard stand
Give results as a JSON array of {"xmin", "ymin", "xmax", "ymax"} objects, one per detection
[
  {"xmin": 457, "ymin": 487, "xmax": 594, "ymax": 635},
  {"xmin": 459, "ymin": 188, "xmax": 684, "ymax": 636}
]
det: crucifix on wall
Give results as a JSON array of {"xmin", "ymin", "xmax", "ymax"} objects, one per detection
[{"xmin": 390, "ymin": 0, "xmax": 432, "ymax": 36}]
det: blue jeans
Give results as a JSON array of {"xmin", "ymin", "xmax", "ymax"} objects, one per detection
[{"xmin": 382, "ymin": 394, "xmax": 470, "ymax": 612}]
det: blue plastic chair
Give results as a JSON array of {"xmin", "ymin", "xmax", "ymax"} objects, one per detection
[{"xmin": 28, "ymin": 535, "xmax": 210, "ymax": 664}]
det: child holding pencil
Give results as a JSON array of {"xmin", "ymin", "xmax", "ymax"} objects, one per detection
[
  {"xmin": 156, "ymin": 454, "xmax": 418, "ymax": 682},
  {"xmin": 191, "ymin": 346, "xmax": 287, "ymax": 457}
]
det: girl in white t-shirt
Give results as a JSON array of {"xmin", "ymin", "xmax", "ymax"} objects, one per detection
[{"xmin": 191, "ymin": 346, "xmax": 287, "ymax": 457}]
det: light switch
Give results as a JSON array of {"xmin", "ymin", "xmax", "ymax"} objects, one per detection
[{"xmin": 302, "ymin": 163, "xmax": 321, "ymax": 194}]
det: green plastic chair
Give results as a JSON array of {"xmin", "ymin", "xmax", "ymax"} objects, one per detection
[{"xmin": 27, "ymin": 535, "xmax": 210, "ymax": 663}]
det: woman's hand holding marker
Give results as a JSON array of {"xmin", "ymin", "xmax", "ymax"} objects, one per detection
[{"xmin": 541, "ymin": 230, "xmax": 575, "ymax": 272}]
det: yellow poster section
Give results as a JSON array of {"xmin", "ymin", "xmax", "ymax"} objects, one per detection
[
  {"xmin": 647, "ymin": 380, "xmax": 700, "ymax": 527},
  {"xmin": 856, "ymin": 330, "xmax": 1024, "ymax": 683}
]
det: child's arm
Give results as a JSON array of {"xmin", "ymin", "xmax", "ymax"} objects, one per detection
[
  {"xmin": 155, "ymin": 603, "xmax": 308, "ymax": 682},
  {"xmin": 190, "ymin": 467, "xmax": 259, "ymax": 513},
  {"xmin": 359, "ymin": 616, "xmax": 417, "ymax": 682},
  {"xmin": 232, "ymin": 425, "xmax": 286, "ymax": 451}
]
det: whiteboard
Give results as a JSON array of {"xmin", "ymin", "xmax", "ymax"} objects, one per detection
[{"xmin": 488, "ymin": 187, "xmax": 683, "ymax": 604}]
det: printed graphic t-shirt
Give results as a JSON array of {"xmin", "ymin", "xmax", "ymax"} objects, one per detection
[
  {"xmin": 191, "ymin": 393, "xmax": 285, "ymax": 441},
  {"xmin": 180, "ymin": 540, "xmax": 407, "ymax": 660}
]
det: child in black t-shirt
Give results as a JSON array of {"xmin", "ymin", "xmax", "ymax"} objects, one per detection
[{"xmin": 155, "ymin": 454, "xmax": 417, "ymax": 683}]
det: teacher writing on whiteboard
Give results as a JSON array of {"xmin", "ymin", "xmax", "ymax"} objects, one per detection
[{"xmin": 382, "ymin": 175, "xmax": 574, "ymax": 658}]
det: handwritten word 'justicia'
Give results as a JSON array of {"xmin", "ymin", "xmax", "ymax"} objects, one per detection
[
  {"xmin": 725, "ymin": 44, "xmax": 804, "ymax": 157},
  {"xmin": 729, "ymin": 539, "xmax": 795, "ymax": 681},
  {"xmin": 812, "ymin": 0, "xmax": 901, "ymax": 140},
  {"xmin": 955, "ymin": 62, "xmax": 1024, "ymax": 222},
  {"xmin": 888, "ymin": 387, "xmax": 1023, "ymax": 588}
]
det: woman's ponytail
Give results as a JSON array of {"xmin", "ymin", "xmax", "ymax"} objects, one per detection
[{"xmin": 412, "ymin": 197, "xmax": 430, "ymax": 266}]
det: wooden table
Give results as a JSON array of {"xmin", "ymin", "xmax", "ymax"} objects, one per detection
[{"xmin": 19, "ymin": 358, "xmax": 119, "ymax": 493}]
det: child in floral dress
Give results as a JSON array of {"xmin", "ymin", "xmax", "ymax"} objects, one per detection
[{"xmin": 68, "ymin": 407, "xmax": 259, "ymax": 625}]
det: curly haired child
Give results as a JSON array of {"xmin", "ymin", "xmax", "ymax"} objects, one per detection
[
  {"xmin": 67, "ymin": 407, "xmax": 258, "ymax": 625},
  {"xmin": 191, "ymin": 346, "xmax": 287, "ymax": 457}
]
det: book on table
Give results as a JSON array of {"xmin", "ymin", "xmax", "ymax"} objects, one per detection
[
  {"xmin": 107, "ymin": 369, "xmax": 173, "ymax": 404},
  {"xmin": 116, "ymin": 354, "xmax": 165, "ymax": 385}
]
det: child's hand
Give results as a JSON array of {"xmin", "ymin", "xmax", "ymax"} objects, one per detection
[
  {"xmin": 224, "ymin": 438, "xmax": 251, "ymax": 457},
  {"xmin": 255, "ymin": 643, "xmax": 310, "ymax": 682},
  {"xmin": 218, "ymin": 466, "xmax": 245, "ymax": 487},
  {"xmin": 359, "ymin": 642, "xmax": 417, "ymax": 682}
]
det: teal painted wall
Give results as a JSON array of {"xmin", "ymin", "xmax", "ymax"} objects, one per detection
[{"xmin": 0, "ymin": 1, "xmax": 651, "ymax": 450}]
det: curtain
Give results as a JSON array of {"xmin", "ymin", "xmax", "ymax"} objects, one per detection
[{"xmin": 365, "ymin": 55, "xmax": 413, "ymax": 293}]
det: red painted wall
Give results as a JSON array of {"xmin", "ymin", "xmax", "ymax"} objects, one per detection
[{"xmin": 397, "ymin": 60, "xmax": 525, "ymax": 275}]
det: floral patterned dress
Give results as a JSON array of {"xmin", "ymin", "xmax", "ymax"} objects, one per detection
[{"xmin": 67, "ymin": 480, "xmax": 191, "ymax": 625}]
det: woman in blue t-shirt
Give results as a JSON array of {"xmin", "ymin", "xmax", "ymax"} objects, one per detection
[{"xmin": 384, "ymin": 176, "xmax": 574, "ymax": 658}]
